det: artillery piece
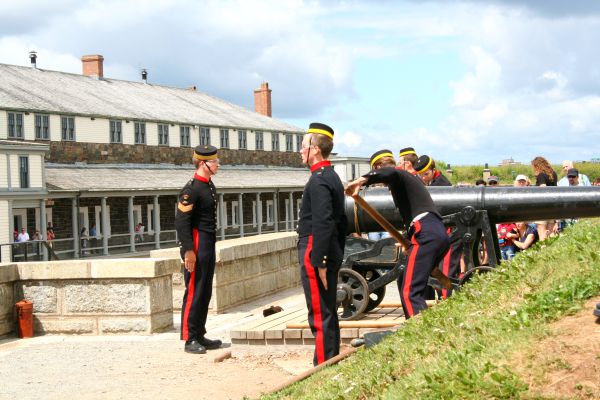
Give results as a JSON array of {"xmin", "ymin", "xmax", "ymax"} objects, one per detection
[{"xmin": 336, "ymin": 186, "xmax": 600, "ymax": 320}]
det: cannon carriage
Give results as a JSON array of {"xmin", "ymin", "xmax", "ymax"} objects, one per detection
[{"xmin": 336, "ymin": 186, "xmax": 600, "ymax": 320}]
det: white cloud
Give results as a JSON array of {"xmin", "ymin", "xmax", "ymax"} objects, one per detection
[{"xmin": 336, "ymin": 130, "xmax": 362, "ymax": 148}]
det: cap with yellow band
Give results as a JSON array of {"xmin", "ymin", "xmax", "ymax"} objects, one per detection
[
  {"xmin": 307, "ymin": 122, "xmax": 334, "ymax": 140},
  {"xmin": 369, "ymin": 149, "xmax": 395, "ymax": 168},
  {"xmin": 399, "ymin": 147, "xmax": 417, "ymax": 157},
  {"xmin": 414, "ymin": 155, "xmax": 434, "ymax": 174},
  {"xmin": 193, "ymin": 145, "xmax": 218, "ymax": 161}
]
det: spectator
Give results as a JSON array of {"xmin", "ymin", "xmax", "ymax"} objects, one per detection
[
  {"xmin": 46, "ymin": 223, "xmax": 55, "ymax": 249},
  {"xmin": 90, "ymin": 223, "xmax": 97, "ymax": 253},
  {"xmin": 135, "ymin": 222, "xmax": 145, "ymax": 243},
  {"xmin": 508, "ymin": 221, "xmax": 539, "ymax": 252},
  {"xmin": 594, "ymin": 177, "xmax": 600, "ymax": 186},
  {"xmin": 16, "ymin": 228, "xmax": 30, "ymax": 242},
  {"xmin": 13, "ymin": 228, "xmax": 18, "ymax": 242},
  {"xmin": 558, "ymin": 160, "xmax": 591, "ymax": 186},
  {"xmin": 475, "ymin": 179, "xmax": 486, "ymax": 186},
  {"xmin": 497, "ymin": 223, "xmax": 517, "ymax": 260},
  {"xmin": 31, "ymin": 230, "xmax": 41, "ymax": 240},
  {"xmin": 531, "ymin": 156, "xmax": 558, "ymax": 240},
  {"xmin": 80, "ymin": 227, "xmax": 88, "ymax": 255},
  {"xmin": 513, "ymin": 174, "xmax": 530, "ymax": 187},
  {"xmin": 487, "ymin": 176, "xmax": 499, "ymax": 186}
]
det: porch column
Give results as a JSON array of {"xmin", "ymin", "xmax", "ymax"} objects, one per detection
[
  {"xmin": 219, "ymin": 193, "xmax": 225, "ymax": 240},
  {"xmin": 256, "ymin": 192, "xmax": 262, "ymax": 235},
  {"xmin": 153, "ymin": 195, "xmax": 161, "ymax": 249},
  {"xmin": 71, "ymin": 198, "xmax": 80, "ymax": 259},
  {"xmin": 6, "ymin": 200, "xmax": 14, "ymax": 262},
  {"xmin": 40, "ymin": 199, "xmax": 48, "ymax": 261},
  {"xmin": 288, "ymin": 192, "xmax": 294, "ymax": 231},
  {"xmin": 128, "ymin": 196, "xmax": 135, "ymax": 252},
  {"xmin": 274, "ymin": 191, "xmax": 279, "ymax": 232},
  {"xmin": 101, "ymin": 197, "xmax": 109, "ymax": 256},
  {"xmin": 238, "ymin": 193, "xmax": 244, "ymax": 237}
]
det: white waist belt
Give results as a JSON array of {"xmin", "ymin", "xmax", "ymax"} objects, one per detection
[{"xmin": 410, "ymin": 212, "xmax": 429, "ymax": 227}]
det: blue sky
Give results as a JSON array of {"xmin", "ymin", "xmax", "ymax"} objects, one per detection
[{"xmin": 1, "ymin": 0, "xmax": 599, "ymax": 165}]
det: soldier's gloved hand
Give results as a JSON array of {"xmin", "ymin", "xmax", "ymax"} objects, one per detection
[
  {"xmin": 345, "ymin": 177, "xmax": 367, "ymax": 197},
  {"xmin": 184, "ymin": 250, "xmax": 196, "ymax": 273},
  {"xmin": 318, "ymin": 267, "xmax": 328, "ymax": 290}
]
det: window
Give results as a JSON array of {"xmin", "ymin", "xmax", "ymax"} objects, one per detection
[
  {"xmin": 180, "ymin": 126, "xmax": 191, "ymax": 147},
  {"xmin": 61, "ymin": 116, "xmax": 75, "ymax": 141},
  {"xmin": 35, "ymin": 114, "xmax": 50, "ymax": 140},
  {"xmin": 199, "ymin": 127, "xmax": 210, "ymax": 146},
  {"xmin": 266, "ymin": 200, "xmax": 274, "ymax": 226},
  {"xmin": 134, "ymin": 122, "xmax": 146, "ymax": 144},
  {"xmin": 296, "ymin": 134, "xmax": 303, "ymax": 152},
  {"xmin": 109, "ymin": 120, "xmax": 122, "ymax": 143},
  {"xmin": 285, "ymin": 134, "xmax": 294, "ymax": 152},
  {"xmin": 271, "ymin": 132, "xmax": 280, "ymax": 151},
  {"xmin": 158, "ymin": 124, "xmax": 169, "ymax": 145},
  {"xmin": 351, "ymin": 164, "xmax": 356, "ymax": 180},
  {"xmin": 220, "ymin": 128, "xmax": 229, "ymax": 148},
  {"xmin": 19, "ymin": 156, "xmax": 29, "ymax": 188},
  {"xmin": 255, "ymin": 131, "xmax": 264, "ymax": 150},
  {"xmin": 8, "ymin": 112, "xmax": 24, "ymax": 139},
  {"xmin": 147, "ymin": 204, "xmax": 155, "ymax": 233},
  {"xmin": 231, "ymin": 201, "xmax": 240, "ymax": 227},
  {"xmin": 238, "ymin": 130, "xmax": 247, "ymax": 149}
]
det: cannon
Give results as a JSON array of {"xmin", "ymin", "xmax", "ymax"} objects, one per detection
[{"xmin": 336, "ymin": 186, "xmax": 600, "ymax": 320}]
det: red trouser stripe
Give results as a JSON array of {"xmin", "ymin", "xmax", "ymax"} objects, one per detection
[
  {"xmin": 182, "ymin": 229, "xmax": 200, "ymax": 341},
  {"xmin": 441, "ymin": 227, "xmax": 452, "ymax": 299},
  {"xmin": 304, "ymin": 235, "xmax": 325, "ymax": 365},
  {"xmin": 403, "ymin": 220, "xmax": 422, "ymax": 318}
]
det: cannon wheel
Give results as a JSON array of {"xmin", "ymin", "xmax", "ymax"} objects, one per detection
[
  {"xmin": 459, "ymin": 266, "xmax": 495, "ymax": 286},
  {"xmin": 337, "ymin": 268, "xmax": 369, "ymax": 321},
  {"xmin": 361, "ymin": 269, "xmax": 386, "ymax": 312}
]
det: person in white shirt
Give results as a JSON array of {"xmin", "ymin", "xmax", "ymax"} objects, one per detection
[
  {"xmin": 16, "ymin": 228, "xmax": 30, "ymax": 242},
  {"xmin": 558, "ymin": 160, "xmax": 590, "ymax": 186}
]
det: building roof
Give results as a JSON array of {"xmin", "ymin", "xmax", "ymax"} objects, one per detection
[
  {"xmin": 45, "ymin": 163, "xmax": 309, "ymax": 193},
  {"xmin": 0, "ymin": 63, "xmax": 302, "ymax": 133}
]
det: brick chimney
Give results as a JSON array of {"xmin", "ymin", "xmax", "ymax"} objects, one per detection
[
  {"xmin": 254, "ymin": 82, "xmax": 272, "ymax": 117},
  {"xmin": 81, "ymin": 54, "xmax": 104, "ymax": 78}
]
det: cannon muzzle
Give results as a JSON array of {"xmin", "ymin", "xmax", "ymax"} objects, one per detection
[{"xmin": 346, "ymin": 186, "xmax": 600, "ymax": 234}]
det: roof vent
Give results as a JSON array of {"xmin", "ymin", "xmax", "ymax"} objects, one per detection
[
  {"xmin": 29, "ymin": 51, "xmax": 37, "ymax": 68},
  {"xmin": 141, "ymin": 69, "xmax": 148, "ymax": 84}
]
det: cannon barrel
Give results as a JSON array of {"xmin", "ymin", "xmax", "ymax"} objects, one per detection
[{"xmin": 346, "ymin": 186, "xmax": 600, "ymax": 234}]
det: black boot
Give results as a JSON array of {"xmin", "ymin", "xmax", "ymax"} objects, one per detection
[
  {"xmin": 184, "ymin": 339, "xmax": 207, "ymax": 354},
  {"xmin": 197, "ymin": 336, "xmax": 222, "ymax": 350}
]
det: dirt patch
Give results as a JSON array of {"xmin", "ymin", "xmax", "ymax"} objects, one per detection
[{"xmin": 512, "ymin": 296, "xmax": 600, "ymax": 399}]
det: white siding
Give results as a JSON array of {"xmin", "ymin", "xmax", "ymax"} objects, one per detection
[
  {"xmin": 247, "ymin": 131, "xmax": 256, "ymax": 151},
  {"xmin": 0, "ymin": 111, "xmax": 6, "ymax": 139},
  {"xmin": 171, "ymin": 125, "xmax": 181, "ymax": 148},
  {"xmin": 265, "ymin": 131, "xmax": 273, "ymax": 152},
  {"xmin": 230, "ymin": 130, "xmax": 239, "ymax": 150},
  {"xmin": 209, "ymin": 128, "xmax": 219, "ymax": 147},
  {"xmin": 23, "ymin": 113, "xmax": 35, "ymax": 141},
  {"xmin": 49, "ymin": 114, "xmax": 61, "ymax": 141},
  {"xmin": 146, "ymin": 122, "xmax": 158, "ymax": 146},
  {"xmin": 9, "ymin": 154, "xmax": 19, "ymax": 187},
  {"xmin": 0, "ymin": 201, "xmax": 9, "ymax": 262},
  {"xmin": 29, "ymin": 154, "xmax": 43, "ymax": 188},
  {"xmin": 122, "ymin": 120, "xmax": 135, "ymax": 145},
  {"xmin": 77, "ymin": 116, "xmax": 109, "ymax": 143},
  {"xmin": 189, "ymin": 126, "xmax": 199, "ymax": 148},
  {"xmin": 0, "ymin": 154, "xmax": 7, "ymax": 188}
]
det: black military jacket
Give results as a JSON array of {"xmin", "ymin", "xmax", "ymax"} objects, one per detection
[
  {"xmin": 297, "ymin": 161, "xmax": 348, "ymax": 269},
  {"xmin": 174, "ymin": 173, "xmax": 217, "ymax": 252},
  {"xmin": 364, "ymin": 167, "xmax": 441, "ymax": 231},
  {"xmin": 429, "ymin": 171, "xmax": 452, "ymax": 187}
]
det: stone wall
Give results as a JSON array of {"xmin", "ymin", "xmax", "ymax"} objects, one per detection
[
  {"xmin": 0, "ymin": 258, "xmax": 180, "ymax": 336},
  {"xmin": 48, "ymin": 142, "xmax": 303, "ymax": 167},
  {"xmin": 151, "ymin": 232, "xmax": 300, "ymax": 312}
]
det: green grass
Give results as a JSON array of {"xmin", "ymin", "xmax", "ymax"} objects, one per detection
[{"xmin": 262, "ymin": 219, "xmax": 600, "ymax": 399}]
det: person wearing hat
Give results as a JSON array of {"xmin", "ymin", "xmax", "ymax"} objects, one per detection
[
  {"xmin": 397, "ymin": 147, "xmax": 418, "ymax": 175},
  {"xmin": 297, "ymin": 122, "xmax": 347, "ymax": 366},
  {"xmin": 513, "ymin": 174, "xmax": 530, "ymax": 187},
  {"xmin": 175, "ymin": 145, "xmax": 222, "ymax": 354},
  {"xmin": 487, "ymin": 176, "xmax": 499, "ymax": 186},
  {"xmin": 558, "ymin": 160, "xmax": 591, "ymax": 186},
  {"xmin": 367, "ymin": 150, "xmax": 396, "ymax": 241},
  {"xmin": 345, "ymin": 157, "xmax": 450, "ymax": 319},
  {"xmin": 414, "ymin": 155, "xmax": 452, "ymax": 186}
]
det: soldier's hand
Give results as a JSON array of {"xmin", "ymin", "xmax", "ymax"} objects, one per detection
[
  {"xmin": 184, "ymin": 250, "xmax": 196, "ymax": 273},
  {"xmin": 318, "ymin": 267, "xmax": 328, "ymax": 290},
  {"xmin": 345, "ymin": 177, "xmax": 367, "ymax": 197}
]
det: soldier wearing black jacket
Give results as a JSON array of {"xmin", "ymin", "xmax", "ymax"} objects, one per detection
[
  {"xmin": 345, "ymin": 167, "xmax": 449, "ymax": 318},
  {"xmin": 414, "ymin": 154, "xmax": 460, "ymax": 299},
  {"xmin": 297, "ymin": 122, "xmax": 347, "ymax": 366},
  {"xmin": 174, "ymin": 145, "xmax": 223, "ymax": 354}
]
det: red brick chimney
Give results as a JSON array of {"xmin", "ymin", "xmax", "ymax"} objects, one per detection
[
  {"xmin": 81, "ymin": 54, "xmax": 104, "ymax": 78},
  {"xmin": 254, "ymin": 82, "xmax": 272, "ymax": 117}
]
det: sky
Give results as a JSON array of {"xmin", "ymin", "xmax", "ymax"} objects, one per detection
[{"xmin": 1, "ymin": 0, "xmax": 599, "ymax": 166}]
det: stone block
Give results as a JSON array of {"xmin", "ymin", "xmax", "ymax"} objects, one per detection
[
  {"xmin": 0, "ymin": 283, "xmax": 14, "ymax": 315},
  {"xmin": 149, "ymin": 276, "xmax": 173, "ymax": 313},
  {"xmin": 100, "ymin": 318, "xmax": 149, "ymax": 334},
  {"xmin": 35, "ymin": 317, "xmax": 96, "ymax": 334},
  {"xmin": 64, "ymin": 280, "xmax": 148, "ymax": 313},
  {"xmin": 16, "ymin": 282, "xmax": 58, "ymax": 313},
  {"xmin": 0, "ymin": 319, "xmax": 14, "ymax": 337},
  {"xmin": 150, "ymin": 310, "xmax": 174, "ymax": 332},
  {"xmin": 0, "ymin": 264, "xmax": 18, "ymax": 284},
  {"xmin": 172, "ymin": 272, "xmax": 184, "ymax": 286},
  {"xmin": 90, "ymin": 258, "xmax": 180, "ymax": 278},
  {"xmin": 17, "ymin": 261, "xmax": 90, "ymax": 280},
  {"xmin": 284, "ymin": 329, "xmax": 302, "ymax": 339}
]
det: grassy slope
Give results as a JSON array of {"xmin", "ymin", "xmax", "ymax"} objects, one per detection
[{"xmin": 264, "ymin": 219, "xmax": 600, "ymax": 400}]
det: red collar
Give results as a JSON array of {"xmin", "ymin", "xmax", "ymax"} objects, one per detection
[
  {"xmin": 193, "ymin": 173, "xmax": 210, "ymax": 183},
  {"xmin": 432, "ymin": 170, "xmax": 441, "ymax": 180},
  {"xmin": 310, "ymin": 160, "xmax": 331, "ymax": 172}
]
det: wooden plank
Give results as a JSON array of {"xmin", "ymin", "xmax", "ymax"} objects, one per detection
[
  {"xmin": 288, "ymin": 321, "xmax": 400, "ymax": 329},
  {"xmin": 233, "ymin": 307, "xmax": 304, "ymax": 331}
]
